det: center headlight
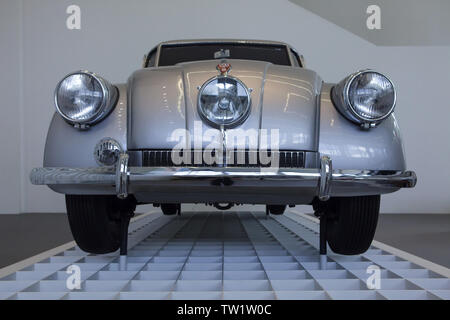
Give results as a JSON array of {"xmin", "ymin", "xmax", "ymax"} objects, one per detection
[
  {"xmin": 198, "ymin": 76, "xmax": 251, "ymax": 128},
  {"xmin": 54, "ymin": 71, "xmax": 117, "ymax": 128}
]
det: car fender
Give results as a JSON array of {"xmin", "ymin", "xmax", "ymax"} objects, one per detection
[
  {"xmin": 43, "ymin": 84, "xmax": 128, "ymax": 168},
  {"xmin": 319, "ymin": 83, "xmax": 406, "ymax": 171}
]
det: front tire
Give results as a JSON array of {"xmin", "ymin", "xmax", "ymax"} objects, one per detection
[
  {"xmin": 325, "ymin": 195, "xmax": 380, "ymax": 255},
  {"xmin": 65, "ymin": 195, "xmax": 136, "ymax": 254}
]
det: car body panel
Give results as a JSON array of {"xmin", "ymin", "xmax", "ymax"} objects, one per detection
[
  {"xmin": 128, "ymin": 60, "xmax": 322, "ymax": 151},
  {"xmin": 127, "ymin": 67, "xmax": 186, "ymax": 150},
  {"xmin": 261, "ymin": 65, "xmax": 321, "ymax": 151}
]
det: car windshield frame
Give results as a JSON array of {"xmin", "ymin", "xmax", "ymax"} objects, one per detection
[{"xmin": 149, "ymin": 42, "xmax": 294, "ymax": 67}]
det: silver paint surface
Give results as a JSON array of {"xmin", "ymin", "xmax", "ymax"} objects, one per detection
[{"xmin": 128, "ymin": 60, "xmax": 321, "ymax": 151}]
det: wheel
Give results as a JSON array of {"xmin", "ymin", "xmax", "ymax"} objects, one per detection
[
  {"xmin": 324, "ymin": 195, "xmax": 380, "ymax": 255},
  {"xmin": 267, "ymin": 205, "xmax": 286, "ymax": 215},
  {"xmin": 161, "ymin": 204, "xmax": 179, "ymax": 215},
  {"xmin": 65, "ymin": 195, "xmax": 136, "ymax": 254}
]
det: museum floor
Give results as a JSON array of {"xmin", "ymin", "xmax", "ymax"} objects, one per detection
[{"xmin": 0, "ymin": 212, "xmax": 449, "ymax": 269}]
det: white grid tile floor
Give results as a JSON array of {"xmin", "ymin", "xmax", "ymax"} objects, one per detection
[{"xmin": 0, "ymin": 211, "xmax": 448, "ymax": 300}]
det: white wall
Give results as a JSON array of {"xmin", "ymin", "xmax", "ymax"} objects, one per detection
[
  {"xmin": 1, "ymin": 0, "xmax": 449, "ymax": 213},
  {"xmin": 0, "ymin": 0, "xmax": 22, "ymax": 213}
]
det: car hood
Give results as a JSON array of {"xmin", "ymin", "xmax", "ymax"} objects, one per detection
[{"xmin": 128, "ymin": 59, "xmax": 322, "ymax": 151}]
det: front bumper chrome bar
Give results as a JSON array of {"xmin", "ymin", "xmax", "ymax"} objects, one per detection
[{"xmin": 30, "ymin": 154, "xmax": 417, "ymax": 200}]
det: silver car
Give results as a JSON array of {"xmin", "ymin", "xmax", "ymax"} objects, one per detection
[{"xmin": 30, "ymin": 39, "xmax": 416, "ymax": 256}]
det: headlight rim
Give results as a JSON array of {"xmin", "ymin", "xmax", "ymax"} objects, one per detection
[
  {"xmin": 342, "ymin": 69, "xmax": 397, "ymax": 124},
  {"xmin": 54, "ymin": 70, "xmax": 118, "ymax": 127},
  {"xmin": 197, "ymin": 75, "xmax": 252, "ymax": 129}
]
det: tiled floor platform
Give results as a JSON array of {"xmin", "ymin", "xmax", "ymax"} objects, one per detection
[{"xmin": 0, "ymin": 211, "xmax": 449, "ymax": 300}]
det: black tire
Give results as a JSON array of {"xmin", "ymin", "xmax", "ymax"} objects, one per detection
[
  {"xmin": 65, "ymin": 195, "xmax": 136, "ymax": 254},
  {"xmin": 267, "ymin": 205, "xmax": 287, "ymax": 215},
  {"xmin": 161, "ymin": 204, "xmax": 179, "ymax": 215},
  {"xmin": 325, "ymin": 195, "xmax": 380, "ymax": 255}
]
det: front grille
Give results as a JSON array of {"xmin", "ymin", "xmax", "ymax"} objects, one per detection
[{"xmin": 141, "ymin": 150, "xmax": 306, "ymax": 168}]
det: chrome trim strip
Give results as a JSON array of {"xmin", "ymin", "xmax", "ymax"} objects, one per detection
[
  {"xmin": 30, "ymin": 166, "xmax": 417, "ymax": 195},
  {"xmin": 159, "ymin": 39, "xmax": 293, "ymax": 48},
  {"xmin": 286, "ymin": 44, "xmax": 296, "ymax": 67},
  {"xmin": 257, "ymin": 63, "xmax": 271, "ymax": 150},
  {"xmin": 332, "ymin": 170, "xmax": 417, "ymax": 188},
  {"xmin": 30, "ymin": 167, "xmax": 116, "ymax": 185},
  {"xmin": 127, "ymin": 167, "xmax": 320, "ymax": 181},
  {"xmin": 155, "ymin": 43, "xmax": 162, "ymax": 68},
  {"xmin": 319, "ymin": 156, "xmax": 332, "ymax": 201},
  {"xmin": 116, "ymin": 153, "xmax": 129, "ymax": 199}
]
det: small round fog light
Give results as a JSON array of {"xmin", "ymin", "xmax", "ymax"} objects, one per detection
[{"xmin": 94, "ymin": 138, "xmax": 122, "ymax": 166}]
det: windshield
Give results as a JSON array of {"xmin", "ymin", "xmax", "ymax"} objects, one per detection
[{"xmin": 156, "ymin": 43, "xmax": 292, "ymax": 67}]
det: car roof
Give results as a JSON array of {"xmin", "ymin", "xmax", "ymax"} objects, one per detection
[{"xmin": 158, "ymin": 39, "xmax": 293, "ymax": 48}]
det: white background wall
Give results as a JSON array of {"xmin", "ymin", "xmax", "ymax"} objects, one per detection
[{"xmin": 1, "ymin": 0, "xmax": 449, "ymax": 214}]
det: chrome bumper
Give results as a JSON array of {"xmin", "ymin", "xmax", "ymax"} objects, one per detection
[{"xmin": 30, "ymin": 154, "xmax": 416, "ymax": 200}]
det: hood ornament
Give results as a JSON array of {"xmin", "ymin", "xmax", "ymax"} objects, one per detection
[{"xmin": 217, "ymin": 62, "xmax": 231, "ymax": 76}]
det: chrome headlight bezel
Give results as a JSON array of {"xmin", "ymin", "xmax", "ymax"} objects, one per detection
[
  {"xmin": 197, "ymin": 75, "xmax": 252, "ymax": 129},
  {"xmin": 54, "ymin": 71, "xmax": 118, "ymax": 128},
  {"xmin": 332, "ymin": 70, "xmax": 397, "ymax": 127}
]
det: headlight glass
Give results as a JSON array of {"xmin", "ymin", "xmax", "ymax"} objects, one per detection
[
  {"xmin": 54, "ymin": 71, "xmax": 117, "ymax": 128},
  {"xmin": 56, "ymin": 73, "xmax": 104, "ymax": 123},
  {"xmin": 198, "ymin": 76, "xmax": 251, "ymax": 128},
  {"xmin": 347, "ymin": 71, "xmax": 395, "ymax": 121}
]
